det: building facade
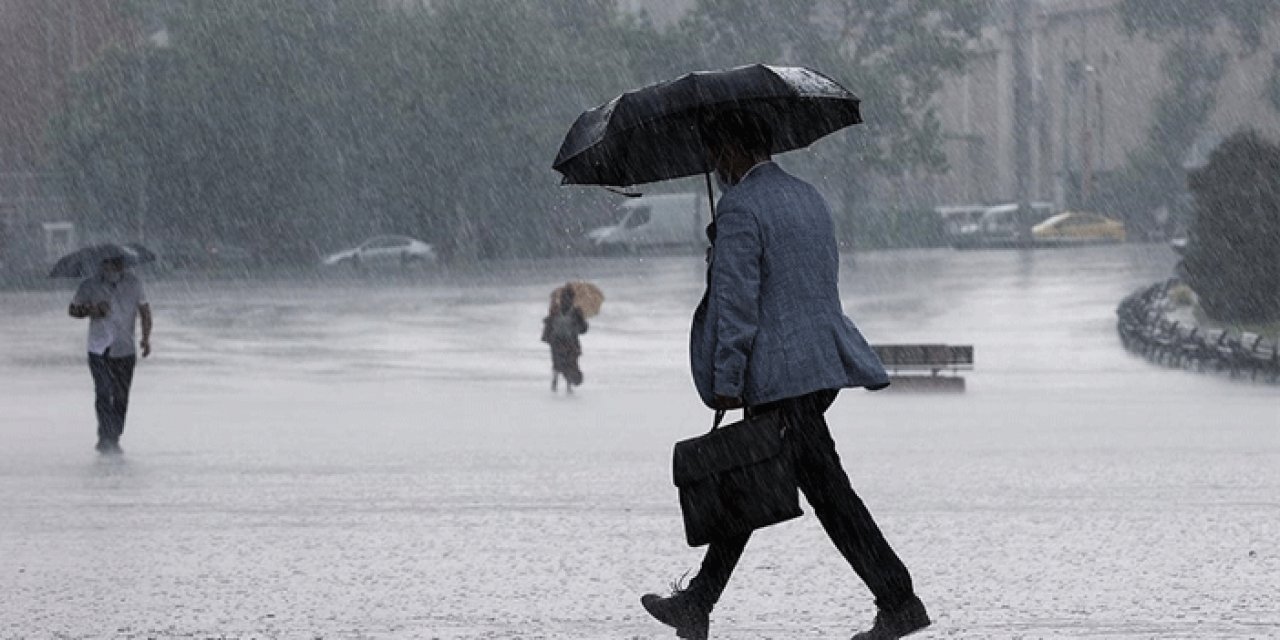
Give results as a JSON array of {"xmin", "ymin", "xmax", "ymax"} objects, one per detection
[
  {"xmin": 926, "ymin": 0, "xmax": 1280, "ymax": 215},
  {"xmin": 618, "ymin": 0, "xmax": 1280, "ymax": 223},
  {"xmin": 0, "ymin": 0, "xmax": 132, "ymax": 271}
]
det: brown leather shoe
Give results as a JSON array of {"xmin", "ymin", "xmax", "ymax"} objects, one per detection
[
  {"xmin": 640, "ymin": 589, "xmax": 710, "ymax": 640},
  {"xmin": 851, "ymin": 596, "xmax": 931, "ymax": 640}
]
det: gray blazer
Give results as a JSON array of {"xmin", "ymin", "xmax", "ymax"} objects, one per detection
[{"xmin": 690, "ymin": 162, "xmax": 889, "ymax": 408}]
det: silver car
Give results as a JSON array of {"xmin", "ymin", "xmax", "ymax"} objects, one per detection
[{"xmin": 322, "ymin": 235, "xmax": 438, "ymax": 269}]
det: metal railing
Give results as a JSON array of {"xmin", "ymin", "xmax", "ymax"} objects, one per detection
[{"xmin": 1116, "ymin": 279, "xmax": 1279, "ymax": 382}]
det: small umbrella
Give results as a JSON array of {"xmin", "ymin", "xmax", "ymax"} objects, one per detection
[
  {"xmin": 49, "ymin": 243, "xmax": 157, "ymax": 278},
  {"xmin": 550, "ymin": 281, "xmax": 605, "ymax": 318},
  {"xmin": 552, "ymin": 64, "xmax": 861, "ymax": 192}
]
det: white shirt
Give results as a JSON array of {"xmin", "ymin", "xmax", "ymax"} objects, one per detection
[{"xmin": 72, "ymin": 272, "xmax": 148, "ymax": 357}]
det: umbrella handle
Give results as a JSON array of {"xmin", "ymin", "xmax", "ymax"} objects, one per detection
[
  {"xmin": 704, "ymin": 171, "xmax": 716, "ymax": 221},
  {"xmin": 604, "ymin": 186, "xmax": 642, "ymax": 198}
]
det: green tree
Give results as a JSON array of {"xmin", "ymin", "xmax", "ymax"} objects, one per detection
[
  {"xmin": 48, "ymin": 47, "xmax": 144, "ymax": 240},
  {"xmin": 52, "ymin": 0, "xmax": 400, "ymax": 261},
  {"xmin": 412, "ymin": 0, "xmax": 655, "ymax": 260},
  {"xmin": 49, "ymin": 0, "xmax": 662, "ymax": 263},
  {"xmin": 1181, "ymin": 131, "xmax": 1280, "ymax": 323},
  {"xmin": 663, "ymin": 0, "xmax": 988, "ymax": 242}
]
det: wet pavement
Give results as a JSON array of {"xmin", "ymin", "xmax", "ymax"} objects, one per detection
[{"xmin": 2, "ymin": 245, "xmax": 1277, "ymax": 638}]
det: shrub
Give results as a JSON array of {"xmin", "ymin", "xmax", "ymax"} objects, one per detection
[{"xmin": 1182, "ymin": 131, "xmax": 1280, "ymax": 322}]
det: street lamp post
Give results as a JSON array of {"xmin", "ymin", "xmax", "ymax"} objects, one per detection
[
  {"xmin": 137, "ymin": 52, "xmax": 148, "ymax": 245},
  {"xmin": 135, "ymin": 21, "xmax": 169, "ymax": 245},
  {"xmin": 1080, "ymin": 63, "xmax": 1101, "ymax": 203},
  {"xmin": 1011, "ymin": 0, "xmax": 1035, "ymax": 246}
]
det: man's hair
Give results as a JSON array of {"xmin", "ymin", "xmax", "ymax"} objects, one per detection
[{"xmin": 700, "ymin": 109, "xmax": 773, "ymax": 156}]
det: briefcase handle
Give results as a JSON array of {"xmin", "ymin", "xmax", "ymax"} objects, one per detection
[
  {"xmin": 712, "ymin": 407, "xmax": 788, "ymax": 436},
  {"xmin": 711, "ymin": 408, "xmax": 743, "ymax": 431}
]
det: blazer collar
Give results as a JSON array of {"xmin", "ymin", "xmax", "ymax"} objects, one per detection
[{"xmin": 738, "ymin": 160, "xmax": 776, "ymax": 185}]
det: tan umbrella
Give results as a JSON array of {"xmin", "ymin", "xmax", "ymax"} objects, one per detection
[{"xmin": 550, "ymin": 281, "xmax": 605, "ymax": 318}]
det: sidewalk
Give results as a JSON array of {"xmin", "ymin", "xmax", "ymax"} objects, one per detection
[{"xmin": 2, "ymin": 375, "xmax": 1276, "ymax": 639}]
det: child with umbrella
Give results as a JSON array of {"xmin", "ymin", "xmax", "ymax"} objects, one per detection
[{"xmin": 541, "ymin": 281, "xmax": 602, "ymax": 393}]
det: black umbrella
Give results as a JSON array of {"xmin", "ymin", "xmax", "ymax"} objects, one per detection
[
  {"xmin": 49, "ymin": 243, "xmax": 157, "ymax": 278},
  {"xmin": 552, "ymin": 64, "xmax": 861, "ymax": 190}
]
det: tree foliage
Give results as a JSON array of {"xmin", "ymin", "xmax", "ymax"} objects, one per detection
[
  {"xmin": 674, "ymin": 1, "xmax": 986, "ymax": 173},
  {"xmin": 50, "ymin": 0, "xmax": 649, "ymax": 262},
  {"xmin": 665, "ymin": 0, "xmax": 987, "ymax": 242},
  {"xmin": 48, "ymin": 0, "xmax": 986, "ymax": 262},
  {"xmin": 1182, "ymin": 131, "xmax": 1280, "ymax": 323}
]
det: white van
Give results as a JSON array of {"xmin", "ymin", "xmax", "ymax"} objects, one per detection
[
  {"xmin": 586, "ymin": 193, "xmax": 708, "ymax": 254},
  {"xmin": 975, "ymin": 202, "xmax": 1055, "ymax": 236},
  {"xmin": 949, "ymin": 201, "xmax": 1055, "ymax": 249}
]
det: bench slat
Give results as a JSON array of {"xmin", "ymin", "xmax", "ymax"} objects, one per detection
[{"xmin": 872, "ymin": 344, "xmax": 974, "ymax": 372}]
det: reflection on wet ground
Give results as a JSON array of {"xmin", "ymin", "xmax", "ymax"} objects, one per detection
[{"xmin": 2, "ymin": 246, "xmax": 1277, "ymax": 638}]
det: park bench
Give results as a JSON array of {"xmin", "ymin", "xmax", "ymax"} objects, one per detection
[
  {"xmin": 1149, "ymin": 320, "xmax": 1182, "ymax": 363},
  {"xmin": 872, "ymin": 344, "xmax": 974, "ymax": 392},
  {"xmin": 1173, "ymin": 327, "xmax": 1201, "ymax": 369},
  {"xmin": 1237, "ymin": 333, "xmax": 1280, "ymax": 382}
]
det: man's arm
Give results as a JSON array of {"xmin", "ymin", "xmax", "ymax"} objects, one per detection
[
  {"xmin": 139, "ymin": 303, "xmax": 152, "ymax": 357},
  {"xmin": 709, "ymin": 201, "xmax": 762, "ymax": 403},
  {"xmin": 69, "ymin": 281, "xmax": 107, "ymax": 319}
]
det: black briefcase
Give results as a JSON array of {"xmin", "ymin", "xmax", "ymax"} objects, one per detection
[{"xmin": 672, "ymin": 409, "xmax": 802, "ymax": 547}]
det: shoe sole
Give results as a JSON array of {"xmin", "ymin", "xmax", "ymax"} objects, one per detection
[{"xmin": 641, "ymin": 596, "xmax": 708, "ymax": 640}]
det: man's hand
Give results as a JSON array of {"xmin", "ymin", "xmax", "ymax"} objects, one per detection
[
  {"xmin": 140, "ymin": 339, "xmax": 151, "ymax": 358},
  {"xmin": 712, "ymin": 395, "xmax": 744, "ymax": 410},
  {"xmin": 91, "ymin": 301, "xmax": 110, "ymax": 319}
]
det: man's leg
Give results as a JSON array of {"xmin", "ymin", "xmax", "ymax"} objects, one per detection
[
  {"xmin": 103, "ymin": 355, "xmax": 136, "ymax": 444},
  {"xmin": 88, "ymin": 353, "xmax": 114, "ymax": 447},
  {"xmin": 786, "ymin": 393, "xmax": 917, "ymax": 612},
  {"xmin": 684, "ymin": 531, "xmax": 750, "ymax": 611},
  {"xmin": 641, "ymin": 531, "xmax": 749, "ymax": 639}
]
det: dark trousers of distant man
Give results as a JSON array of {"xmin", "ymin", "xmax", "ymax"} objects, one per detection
[
  {"xmin": 88, "ymin": 349, "xmax": 136, "ymax": 445},
  {"xmin": 685, "ymin": 389, "xmax": 918, "ymax": 613}
]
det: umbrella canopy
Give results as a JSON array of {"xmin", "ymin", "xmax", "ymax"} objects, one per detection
[
  {"xmin": 49, "ymin": 243, "xmax": 157, "ymax": 278},
  {"xmin": 552, "ymin": 64, "xmax": 861, "ymax": 188},
  {"xmin": 550, "ymin": 281, "xmax": 605, "ymax": 318}
]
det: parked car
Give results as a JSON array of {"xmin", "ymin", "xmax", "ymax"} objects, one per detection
[
  {"xmin": 322, "ymin": 235, "xmax": 438, "ymax": 268},
  {"xmin": 950, "ymin": 201, "xmax": 1055, "ymax": 249},
  {"xmin": 936, "ymin": 204, "xmax": 989, "ymax": 237},
  {"xmin": 586, "ymin": 193, "xmax": 708, "ymax": 254},
  {"xmin": 1032, "ymin": 211, "xmax": 1126, "ymax": 245}
]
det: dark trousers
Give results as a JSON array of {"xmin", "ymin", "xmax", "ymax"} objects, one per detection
[
  {"xmin": 88, "ymin": 351, "xmax": 136, "ymax": 444},
  {"xmin": 687, "ymin": 390, "xmax": 917, "ymax": 613},
  {"xmin": 550, "ymin": 343, "xmax": 584, "ymax": 386}
]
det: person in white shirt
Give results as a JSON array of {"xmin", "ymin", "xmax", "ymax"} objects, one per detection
[{"xmin": 68, "ymin": 256, "xmax": 152, "ymax": 454}]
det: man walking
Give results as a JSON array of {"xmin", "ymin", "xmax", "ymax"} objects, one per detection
[
  {"xmin": 640, "ymin": 111, "xmax": 929, "ymax": 640},
  {"xmin": 68, "ymin": 254, "xmax": 151, "ymax": 454}
]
